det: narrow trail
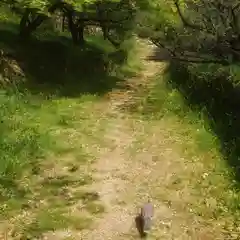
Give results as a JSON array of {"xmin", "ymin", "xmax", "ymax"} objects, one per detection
[
  {"xmin": 80, "ymin": 42, "xmax": 169, "ymax": 239},
  {"xmin": 79, "ymin": 41, "xmax": 222, "ymax": 240}
]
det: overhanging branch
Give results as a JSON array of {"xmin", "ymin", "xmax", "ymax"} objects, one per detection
[
  {"xmin": 150, "ymin": 37, "xmax": 229, "ymax": 65},
  {"xmin": 174, "ymin": 0, "xmax": 214, "ymax": 35}
]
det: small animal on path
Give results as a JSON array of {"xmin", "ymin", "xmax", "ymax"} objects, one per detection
[{"xmin": 135, "ymin": 201, "xmax": 154, "ymax": 238}]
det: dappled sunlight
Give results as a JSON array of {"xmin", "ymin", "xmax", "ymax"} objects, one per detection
[{"xmin": 1, "ymin": 0, "xmax": 240, "ymax": 239}]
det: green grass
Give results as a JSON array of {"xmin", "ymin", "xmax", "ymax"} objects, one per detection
[
  {"xmin": 0, "ymin": 4, "xmax": 141, "ymax": 238},
  {"xmin": 0, "ymin": 87, "xmax": 108, "ymax": 236},
  {"xmin": 5, "ymin": 2, "xmax": 240, "ymax": 238},
  {"xmin": 13, "ymin": 208, "xmax": 92, "ymax": 239},
  {"xmin": 126, "ymin": 64, "xmax": 240, "ymax": 237}
]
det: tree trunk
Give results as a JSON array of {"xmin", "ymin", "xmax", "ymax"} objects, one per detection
[
  {"xmin": 101, "ymin": 24, "xmax": 108, "ymax": 40},
  {"xmin": 67, "ymin": 11, "xmax": 79, "ymax": 44},
  {"xmin": 19, "ymin": 9, "xmax": 31, "ymax": 38},
  {"xmin": 67, "ymin": 11, "xmax": 85, "ymax": 45},
  {"xmin": 19, "ymin": 2, "xmax": 63, "ymax": 39},
  {"xmin": 19, "ymin": 15, "xmax": 45, "ymax": 39},
  {"xmin": 62, "ymin": 14, "xmax": 66, "ymax": 32},
  {"xmin": 77, "ymin": 20, "xmax": 85, "ymax": 46}
]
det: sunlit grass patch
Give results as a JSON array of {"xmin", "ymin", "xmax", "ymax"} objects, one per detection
[
  {"xmin": 126, "ymin": 70, "xmax": 240, "ymax": 236},
  {"xmin": 0, "ymin": 86, "xmax": 110, "ymax": 237},
  {"xmin": 19, "ymin": 208, "xmax": 92, "ymax": 239}
]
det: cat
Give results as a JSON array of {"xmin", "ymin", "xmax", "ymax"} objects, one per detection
[{"xmin": 135, "ymin": 201, "xmax": 154, "ymax": 238}]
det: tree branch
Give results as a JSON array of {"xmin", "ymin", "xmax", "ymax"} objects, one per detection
[
  {"xmin": 174, "ymin": 0, "xmax": 215, "ymax": 35},
  {"xmin": 171, "ymin": 56, "xmax": 228, "ymax": 64},
  {"xmin": 174, "ymin": 0, "xmax": 204, "ymax": 31},
  {"xmin": 150, "ymin": 37, "xmax": 229, "ymax": 65},
  {"xmin": 231, "ymin": 6, "xmax": 239, "ymax": 35}
]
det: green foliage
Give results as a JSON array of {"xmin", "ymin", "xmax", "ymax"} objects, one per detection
[
  {"xmin": 0, "ymin": 0, "xmax": 137, "ymax": 206},
  {"xmin": 3, "ymin": 0, "xmax": 136, "ymax": 46},
  {"xmin": 166, "ymin": 62, "xmax": 240, "ymax": 236},
  {"xmin": 136, "ymin": 0, "xmax": 178, "ymax": 38},
  {"xmin": 0, "ymin": 5, "xmax": 140, "ymax": 237},
  {"xmin": 8, "ymin": 0, "xmax": 116, "ymax": 14},
  {"xmin": 128, "ymin": 64, "xmax": 240, "ymax": 236},
  {"xmin": 0, "ymin": 90, "xmax": 48, "ymax": 182},
  {"xmin": 21, "ymin": 208, "xmax": 92, "ymax": 238},
  {"xmin": 149, "ymin": 0, "xmax": 240, "ymax": 65}
]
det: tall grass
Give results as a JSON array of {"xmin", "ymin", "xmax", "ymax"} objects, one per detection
[
  {"xmin": 0, "ymin": 90, "xmax": 48, "ymax": 183},
  {"xmin": 132, "ymin": 61, "xmax": 240, "ymax": 237}
]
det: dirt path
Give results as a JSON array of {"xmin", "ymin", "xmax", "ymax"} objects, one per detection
[
  {"xmin": 79, "ymin": 42, "xmax": 171, "ymax": 239},
  {"xmin": 79, "ymin": 41, "xmax": 222, "ymax": 240}
]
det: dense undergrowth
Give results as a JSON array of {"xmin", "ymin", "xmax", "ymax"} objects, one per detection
[
  {"xmin": 0, "ymin": 4, "xmax": 140, "ymax": 238},
  {"xmin": 128, "ymin": 60, "xmax": 240, "ymax": 237}
]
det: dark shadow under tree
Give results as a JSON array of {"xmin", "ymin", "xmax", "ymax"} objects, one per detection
[
  {"xmin": 165, "ymin": 61, "xmax": 240, "ymax": 184},
  {"xmin": 0, "ymin": 26, "xmax": 128, "ymax": 98}
]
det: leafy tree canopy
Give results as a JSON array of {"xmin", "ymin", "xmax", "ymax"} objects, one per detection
[
  {"xmin": 149, "ymin": 0, "xmax": 240, "ymax": 65},
  {"xmin": 1, "ymin": 0, "xmax": 136, "ymax": 46}
]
